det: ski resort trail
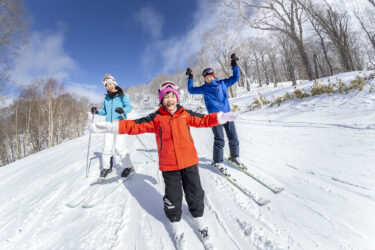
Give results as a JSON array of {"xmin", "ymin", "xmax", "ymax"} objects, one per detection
[{"xmin": 1, "ymin": 90, "xmax": 375, "ymax": 249}]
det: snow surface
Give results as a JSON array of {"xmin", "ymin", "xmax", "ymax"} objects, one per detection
[{"xmin": 1, "ymin": 71, "xmax": 375, "ymax": 250}]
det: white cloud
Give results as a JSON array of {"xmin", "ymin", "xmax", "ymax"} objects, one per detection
[
  {"xmin": 0, "ymin": 95, "xmax": 14, "ymax": 108},
  {"xmin": 141, "ymin": 0, "xmax": 243, "ymax": 75},
  {"xmin": 135, "ymin": 6, "xmax": 164, "ymax": 39},
  {"xmin": 8, "ymin": 29, "xmax": 104, "ymax": 105},
  {"xmin": 9, "ymin": 29, "xmax": 78, "ymax": 86},
  {"xmin": 65, "ymin": 82, "xmax": 104, "ymax": 105}
]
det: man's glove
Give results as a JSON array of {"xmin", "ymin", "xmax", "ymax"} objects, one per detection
[
  {"xmin": 91, "ymin": 107, "xmax": 98, "ymax": 114},
  {"xmin": 230, "ymin": 53, "xmax": 239, "ymax": 67},
  {"xmin": 217, "ymin": 112, "xmax": 239, "ymax": 124},
  {"xmin": 89, "ymin": 121, "xmax": 119, "ymax": 134},
  {"xmin": 186, "ymin": 68, "xmax": 193, "ymax": 79},
  {"xmin": 115, "ymin": 107, "xmax": 124, "ymax": 114}
]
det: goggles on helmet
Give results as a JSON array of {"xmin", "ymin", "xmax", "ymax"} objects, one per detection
[
  {"xmin": 202, "ymin": 68, "xmax": 214, "ymax": 77},
  {"xmin": 159, "ymin": 81, "xmax": 179, "ymax": 92}
]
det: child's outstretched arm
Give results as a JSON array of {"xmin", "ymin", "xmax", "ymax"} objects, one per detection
[
  {"xmin": 185, "ymin": 110, "xmax": 219, "ymax": 128},
  {"xmin": 186, "ymin": 110, "xmax": 239, "ymax": 128},
  {"xmin": 119, "ymin": 114, "xmax": 156, "ymax": 135},
  {"xmin": 89, "ymin": 113, "xmax": 157, "ymax": 134}
]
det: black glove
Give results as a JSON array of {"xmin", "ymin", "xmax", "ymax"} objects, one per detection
[
  {"xmin": 91, "ymin": 107, "xmax": 98, "ymax": 114},
  {"xmin": 185, "ymin": 68, "xmax": 193, "ymax": 79},
  {"xmin": 230, "ymin": 53, "xmax": 239, "ymax": 66},
  {"xmin": 115, "ymin": 107, "xmax": 124, "ymax": 114}
]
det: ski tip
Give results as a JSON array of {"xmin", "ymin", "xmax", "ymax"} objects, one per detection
[
  {"xmin": 257, "ymin": 200, "xmax": 271, "ymax": 206},
  {"xmin": 272, "ymin": 187, "xmax": 284, "ymax": 194},
  {"xmin": 65, "ymin": 203, "xmax": 78, "ymax": 208}
]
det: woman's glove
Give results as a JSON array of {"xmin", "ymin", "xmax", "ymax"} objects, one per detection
[
  {"xmin": 89, "ymin": 121, "xmax": 119, "ymax": 133},
  {"xmin": 217, "ymin": 112, "xmax": 239, "ymax": 124},
  {"xmin": 91, "ymin": 106, "xmax": 98, "ymax": 114}
]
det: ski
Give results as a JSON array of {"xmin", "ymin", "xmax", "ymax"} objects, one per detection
[
  {"xmin": 82, "ymin": 163, "xmax": 144, "ymax": 208},
  {"xmin": 66, "ymin": 169, "xmax": 117, "ymax": 208},
  {"xmin": 81, "ymin": 171, "xmax": 135, "ymax": 208},
  {"xmin": 212, "ymin": 164, "xmax": 269, "ymax": 206},
  {"xmin": 225, "ymin": 158, "xmax": 284, "ymax": 194},
  {"xmin": 65, "ymin": 181, "xmax": 102, "ymax": 208}
]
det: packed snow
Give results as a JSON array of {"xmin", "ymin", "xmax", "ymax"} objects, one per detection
[{"xmin": 1, "ymin": 71, "xmax": 374, "ymax": 250}]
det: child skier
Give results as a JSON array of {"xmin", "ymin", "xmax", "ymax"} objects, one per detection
[
  {"xmin": 91, "ymin": 73, "xmax": 134, "ymax": 179},
  {"xmin": 186, "ymin": 53, "xmax": 246, "ymax": 172},
  {"xmin": 89, "ymin": 81, "xmax": 237, "ymax": 249}
]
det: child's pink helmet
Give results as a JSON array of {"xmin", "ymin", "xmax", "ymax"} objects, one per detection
[{"xmin": 158, "ymin": 81, "xmax": 179, "ymax": 103}]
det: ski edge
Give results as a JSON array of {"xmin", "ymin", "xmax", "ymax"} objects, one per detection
[
  {"xmin": 225, "ymin": 158, "xmax": 284, "ymax": 194},
  {"xmin": 212, "ymin": 164, "xmax": 270, "ymax": 206}
]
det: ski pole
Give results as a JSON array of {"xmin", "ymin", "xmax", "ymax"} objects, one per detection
[
  {"xmin": 237, "ymin": 61, "xmax": 251, "ymax": 91},
  {"xmin": 86, "ymin": 113, "xmax": 95, "ymax": 177}
]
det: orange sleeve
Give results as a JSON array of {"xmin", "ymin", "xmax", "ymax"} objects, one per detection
[
  {"xmin": 118, "ymin": 113, "xmax": 156, "ymax": 134},
  {"xmin": 186, "ymin": 110, "xmax": 219, "ymax": 128}
]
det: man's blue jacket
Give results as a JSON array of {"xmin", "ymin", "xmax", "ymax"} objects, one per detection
[{"xmin": 187, "ymin": 66, "xmax": 240, "ymax": 113}]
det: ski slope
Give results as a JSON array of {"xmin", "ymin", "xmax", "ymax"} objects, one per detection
[{"xmin": 1, "ymin": 72, "xmax": 375, "ymax": 250}]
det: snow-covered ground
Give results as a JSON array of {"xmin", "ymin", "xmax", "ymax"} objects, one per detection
[{"xmin": 1, "ymin": 71, "xmax": 375, "ymax": 250}]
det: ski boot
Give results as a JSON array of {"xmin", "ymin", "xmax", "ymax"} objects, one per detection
[
  {"xmin": 121, "ymin": 167, "xmax": 135, "ymax": 179},
  {"xmin": 193, "ymin": 217, "xmax": 215, "ymax": 250},
  {"xmin": 211, "ymin": 162, "xmax": 230, "ymax": 177},
  {"xmin": 228, "ymin": 157, "xmax": 247, "ymax": 170},
  {"xmin": 171, "ymin": 221, "xmax": 187, "ymax": 250},
  {"xmin": 100, "ymin": 167, "xmax": 112, "ymax": 178},
  {"xmin": 100, "ymin": 156, "xmax": 113, "ymax": 178}
]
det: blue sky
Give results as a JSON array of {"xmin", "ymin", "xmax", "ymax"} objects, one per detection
[{"xmin": 11, "ymin": 0, "xmax": 222, "ymax": 103}]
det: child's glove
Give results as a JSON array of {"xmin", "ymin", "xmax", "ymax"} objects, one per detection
[
  {"xmin": 230, "ymin": 53, "xmax": 239, "ymax": 66},
  {"xmin": 89, "ymin": 121, "xmax": 119, "ymax": 134},
  {"xmin": 217, "ymin": 112, "xmax": 239, "ymax": 124},
  {"xmin": 186, "ymin": 68, "xmax": 193, "ymax": 79}
]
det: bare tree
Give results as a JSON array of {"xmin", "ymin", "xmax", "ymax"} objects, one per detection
[
  {"xmin": 353, "ymin": 6, "xmax": 375, "ymax": 52},
  {"xmin": 0, "ymin": 78, "xmax": 89, "ymax": 166},
  {"xmin": 297, "ymin": 0, "xmax": 357, "ymax": 72},
  {"xmin": 0, "ymin": 0, "xmax": 29, "ymax": 96},
  {"xmin": 222, "ymin": 0, "xmax": 315, "ymax": 80},
  {"xmin": 277, "ymin": 34, "xmax": 298, "ymax": 86},
  {"xmin": 309, "ymin": 18, "xmax": 334, "ymax": 76},
  {"xmin": 202, "ymin": 20, "xmax": 242, "ymax": 97}
]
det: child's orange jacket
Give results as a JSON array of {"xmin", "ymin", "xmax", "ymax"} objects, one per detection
[{"xmin": 118, "ymin": 105, "xmax": 219, "ymax": 171}]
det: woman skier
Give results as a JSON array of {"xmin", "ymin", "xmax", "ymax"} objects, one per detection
[{"xmin": 91, "ymin": 73, "xmax": 134, "ymax": 179}]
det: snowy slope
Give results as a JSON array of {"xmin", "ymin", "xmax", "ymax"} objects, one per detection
[{"xmin": 1, "ymin": 72, "xmax": 375, "ymax": 250}]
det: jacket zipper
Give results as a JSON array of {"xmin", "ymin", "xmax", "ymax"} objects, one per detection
[
  {"xmin": 170, "ymin": 113, "xmax": 180, "ymax": 169},
  {"xmin": 111, "ymin": 99, "xmax": 114, "ymax": 122},
  {"xmin": 215, "ymin": 83, "xmax": 223, "ymax": 112},
  {"xmin": 159, "ymin": 127, "xmax": 163, "ymax": 152}
]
